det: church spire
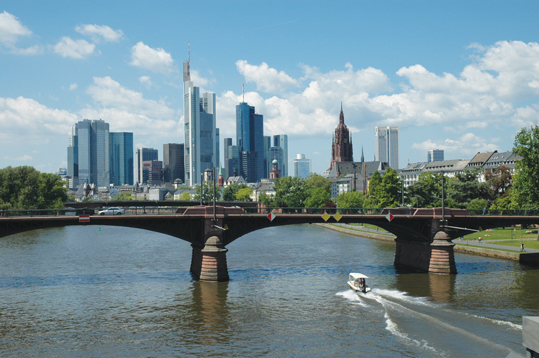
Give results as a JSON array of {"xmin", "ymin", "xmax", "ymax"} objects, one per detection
[
  {"xmin": 339, "ymin": 103, "xmax": 344, "ymax": 124},
  {"xmin": 361, "ymin": 146, "xmax": 365, "ymax": 163}
]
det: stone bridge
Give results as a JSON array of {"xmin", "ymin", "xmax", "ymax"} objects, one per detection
[{"xmin": 1, "ymin": 206, "xmax": 538, "ymax": 281}]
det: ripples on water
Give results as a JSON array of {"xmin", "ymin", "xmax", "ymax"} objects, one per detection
[{"xmin": 0, "ymin": 224, "xmax": 537, "ymax": 357}]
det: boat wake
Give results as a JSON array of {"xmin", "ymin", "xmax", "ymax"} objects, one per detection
[{"xmin": 338, "ymin": 287, "xmax": 516, "ymax": 356}]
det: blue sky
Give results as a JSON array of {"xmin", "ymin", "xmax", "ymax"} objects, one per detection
[{"xmin": 1, "ymin": 1, "xmax": 539, "ymax": 175}]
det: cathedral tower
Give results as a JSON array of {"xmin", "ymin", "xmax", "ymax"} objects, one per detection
[{"xmin": 330, "ymin": 104, "xmax": 354, "ymax": 170}]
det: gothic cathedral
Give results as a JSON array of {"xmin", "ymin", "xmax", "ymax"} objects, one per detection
[{"xmin": 330, "ymin": 104, "xmax": 353, "ymax": 170}]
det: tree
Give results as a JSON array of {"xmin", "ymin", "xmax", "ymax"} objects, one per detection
[
  {"xmin": 178, "ymin": 191, "xmax": 192, "ymax": 201},
  {"xmin": 112, "ymin": 191, "xmax": 132, "ymax": 201},
  {"xmin": 235, "ymin": 187, "xmax": 253, "ymax": 201},
  {"xmin": 337, "ymin": 191, "xmax": 365, "ymax": 208},
  {"xmin": 365, "ymin": 169, "xmax": 401, "ymax": 208},
  {"xmin": 0, "ymin": 166, "xmax": 67, "ymax": 209},
  {"xmin": 484, "ymin": 165, "xmax": 512, "ymax": 198},
  {"xmin": 222, "ymin": 183, "xmax": 248, "ymax": 202},
  {"xmin": 447, "ymin": 168, "xmax": 491, "ymax": 208},
  {"xmin": 194, "ymin": 181, "xmax": 221, "ymax": 202},
  {"xmin": 467, "ymin": 198, "xmax": 489, "ymax": 215},
  {"xmin": 304, "ymin": 173, "xmax": 331, "ymax": 192},
  {"xmin": 273, "ymin": 176, "xmax": 308, "ymax": 208},
  {"xmin": 259, "ymin": 191, "xmax": 274, "ymax": 207},
  {"xmin": 304, "ymin": 187, "xmax": 332, "ymax": 208},
  {"xmin": 406, "ymin": 172, "xmax": 443, "ymax": 208},
  {"xmin": 512, "ymin": 125, "xmax": 539, "ymax": 207}
]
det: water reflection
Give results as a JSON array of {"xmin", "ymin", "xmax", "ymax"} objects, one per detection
[{"xmin": 394, "ymin": 272, "xmax": 456, "ymax": 303}]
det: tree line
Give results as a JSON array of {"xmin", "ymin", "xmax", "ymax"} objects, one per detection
[{"xmin": 0, "ymin": 166, "xmax": 67, "ymax": 210}]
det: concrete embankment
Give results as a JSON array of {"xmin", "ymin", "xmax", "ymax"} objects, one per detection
[{"xmin": 316, "ymin": 223, "xmax": 539, "ymax": 266}]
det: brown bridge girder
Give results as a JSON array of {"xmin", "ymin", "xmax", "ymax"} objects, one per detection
[{"xmin": 1, "ymin": 209, "xmax": 539, "ymax": 245}]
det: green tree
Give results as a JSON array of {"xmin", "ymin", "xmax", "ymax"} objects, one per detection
[
  {"xmin": 235, "ymin": 187, "xmax": 253, "ymax": 201},
  {"xmin": 112, "ymin": 191, "xmax": 132, "ymax": 201},
  {"xmin": 222, "ymin": 183, "xmax": 248, "ymax": 201},
  {"xmin": 365, "ymin": 169, "xmax": 401, "ymax": 208},
  {"xmin": 273, "ymin": 176, "xmax": 308, "ymax": 208},
  {"xmin": 178, "ymin": 191, "xmax": 192, "ymax": 201},
  {"xmin": 337, "ymin": 191, "xmax": 365, "ymax": 208},
  {"xmin": 467, "ymin": 198, "xmax": 489, "ymax": 214},
  {"xmin": 0, "ymin": 166, "xmax": 67, "ymax": 209},
  {"xmin": 512, "ymin": 125, "xmax": 539, "ymax": 207},
  {"xmin": 194, "ymin": 181, "xmax": 222, "ymax": 202},
  {"xmin": 304, "ymin": 173, "xmax": 331, "ymax": 192},
  {"xmin": 484, "ymin": 165, "xmax": 512, "ymax": 199},
  {"xmin": 446, "ymin": 168, "xmax": 491, "ymax": 208},
  {"xmin": 259, "ymin": 191, "xmax": 274, "ymax": 207},
  {"xmin": 406, "ymin": 172, "xmax": 443, "ymax": 208},
  {"xmin": 304, "ymin": 187, "xmax": 331, "ymax": 208}
]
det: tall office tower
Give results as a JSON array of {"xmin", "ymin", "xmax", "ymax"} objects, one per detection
[
  {"xmin": 69, "ymin": 119, "xmax": 110, "ymax": 187},
  {"xmin": 135, "ymin": 148, "xmax": 158, "ymax": 184},
  {"xmin": 109, "ymin": 132, "xmax": 134, "ymax": 186},
  {"xmin": 163, "ymin": 143, "xmax": 184, "ymax": 183},
  {"xmin": 330, "ymin": 105, "xmax": 353, "ymax": 170},
  {"xmin": 215, "ymin": 128, "xmax": 220, "ymax": 170},
  {"xmin": 226, "ymin": 144, "xmax": 240, "ymax": 178},
  {"xmin": 67, "ymin": 126, "xmax": 78, "ymax": 188},
  {"xmin": 427, "ymin": 149, "xmax": 444, "ymax": 162},
  {"xmin": 263, "ymin": 136, "xmax": 272, "ymax": 178},
  {"xmin": 223, "ymin": 138, "xmax": 233, "ymax": 178},
  {"xmin": 236, "ymin": 102, "xmax": 264, "ymax": 181},
  {"xmin": 241, "ymin": 150, "xmax": 258, "ymax": 182},
  {"xmin": 183, "ymin": 54, "xmax": 218, "ymax": 186},
  {"xmin": 273, "ymin": 134, "xmax": 288, "ymax": 177},
  {"xmin": 375, "ymin": 126, "xmax": 399, "ymax": 169},
  {"xmin": 268, "ymin": 146, "xmax": 284, "ymax": 176},
  {"xmin": 294, "ymin": 154, "xmax": 311, "ymax": 179},
  {"xmin": 143, "ymin": 160, "xmax": 163, "ymax": 186}
]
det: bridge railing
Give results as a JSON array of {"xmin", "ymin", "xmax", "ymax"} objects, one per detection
[{"xmin": 241, "ymin": 207, "xmax": 386, "ymax": 215}]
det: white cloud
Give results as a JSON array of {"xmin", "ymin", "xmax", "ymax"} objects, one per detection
[
  {"xmin": 53, "ymin": 36, "xmax": 95, "ymax": 59},
  {"xmin": 9, "ymin": 45, "xmax": 42, "ymax": 55},
  {"xmin": 129, "ymin": 42, "xmax": 176, "ymax": 74},
  {"xmin": 412, "ymin": 133, "xmax": 499, "ymax": 157},
  {"xmin": 4, "ymin": 154, "xmax": 32, "ymax": 161},
  {"xmin": 139, "ymin": 76, "xmax": 152, "ymax": 88},
  {"xmin": 0, "ymin": 11, "xmax": 32, "ymax": 46},
  {"xmin": 84, "ymin": 76, "xmax": 178, "ymax": 137},
  {"xmin": 75, "ymin": 24, "xmax": 124, "ymax": 42},
  {"xmin": 0, "ymin": 97, "xmax": 79, "ymax": 143},
  {"xmin": 236, "ymin": 60, "xmax": 299, "ymax": 93}
]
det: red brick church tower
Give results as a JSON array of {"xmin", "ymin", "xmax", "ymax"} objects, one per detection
[{"xmin": 330, "ymin": 104, "xmax": 353, "ymax": 170}]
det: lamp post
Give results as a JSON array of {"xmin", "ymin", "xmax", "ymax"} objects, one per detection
[{"xmin": 200, "ymin": 173, "xmax": 204, "ymax": 206}]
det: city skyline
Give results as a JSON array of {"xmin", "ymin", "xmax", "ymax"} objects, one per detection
[{"xmin": 1, "ymin": 2, "xmax": 539, "ymax": 174}]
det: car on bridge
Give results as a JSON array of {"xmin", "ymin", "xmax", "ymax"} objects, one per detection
[{"xmin": 98, "ymin": 207, "xmax": 125, "ymax": 215}]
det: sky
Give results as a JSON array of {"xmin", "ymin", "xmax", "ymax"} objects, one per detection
[{"xmin": 1, "ymin": 1, "xmax": 539, "ymax": 175}]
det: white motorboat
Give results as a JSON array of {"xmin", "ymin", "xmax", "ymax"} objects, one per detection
[{"xmin": 347, "ymin": 273, "xmax": 371, "ymax": 294}]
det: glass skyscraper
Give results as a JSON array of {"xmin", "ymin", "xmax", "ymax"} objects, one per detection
[
  {"xmin": 163, "ymin": 143, "xmax": 184, "ymax": 183},
  {"xmin": 135, "ymin": 148, "xmax": 158, "ymax": 184},
  {"xmin": 236, "ymin": 102, "xmax": 264, "ymax": 182},
  {"xmin": 110, "ymin": 132, "xmax": 134, "ymax": 186},
  {"xmin": 294, "ymin": 154, "xmax": 311, "ymax": 179},
  {"xmin": 183, "ymin": 58, "xmax": 218, "ymax": 186},
  {"xmin": 69, "ymin": 119, "xmax": 110, "ymax": 187},
  {"xmin": 273, "ymin": 134, "xmax": 288, "ymax": 177}
]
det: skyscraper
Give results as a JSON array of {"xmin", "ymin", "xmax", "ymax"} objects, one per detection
[
  {"xmin": 183, "ymin": 53, "xmax": 218, "ymax": 186},
  {"xmin": 135, "ymin": 148, "xmax": 158, "ymax": 184},
  {"xmin": 273, "ymin": 134, "xmax": 288, "ymax": 177},
  {"xmin": 163, "ymin": 143, "xmax": 184, "ymax": 183},
  {"xmin": 223, "ymin": 138, "xmax": 232, "ymax": 178},
  {"xmin": 330, "ymin": 105, "xmax": 353, "ymax": 170},
  {"xmin": 263, "ymin": 136, "xmax": 272, "ymax": 178},
  {"xmin": 69, "ymin": 119, "xmax": 110, "ymax": 187},
  {"xmin": 236, "ymin": 102, "xmax": 264, "ymax": 182},
  {"xmin": 375, "ymin": 126, "xmax": 399, "ymax": 169},
  {"xmin": 294, "ymin": 154, "xmax": 311, "ymax": 179},
  {"xmin": 110, "ymin": 132, "xmax": 134, "ymax": 186},
  {"xmin": 427, "ymin": 149, "xmax": 444, "ymax": 162},
  {"xmin": 67, "ymin": 126, "xmax": 78, "ymax": 188}
]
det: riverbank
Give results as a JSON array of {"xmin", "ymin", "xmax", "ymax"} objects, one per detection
[{"xmin": 316, "ymin": 223, "xmax": 539, "ymax": 265}]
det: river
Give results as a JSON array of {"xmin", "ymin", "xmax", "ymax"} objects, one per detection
[{"xmin": 0, "ymin": 224, "xmax": 537, "ymax": 357}]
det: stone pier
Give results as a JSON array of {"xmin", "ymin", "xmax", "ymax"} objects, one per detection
[{"xmin": 394, "ymin": 231, "xmax": 457, "ymax": 274}]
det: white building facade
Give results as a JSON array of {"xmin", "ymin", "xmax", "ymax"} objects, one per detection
[{"xmin": 375, "ymin": 126, "xmax": 399, "ymax": 169}]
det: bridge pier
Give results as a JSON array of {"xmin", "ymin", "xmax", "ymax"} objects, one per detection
[
  {"xmin": 394, "ymin": 231, "xmax": 456, "ymax": 274},
  {"xmin": 190, "ymin": 236, "xmax": 229, "ymax": 282}
]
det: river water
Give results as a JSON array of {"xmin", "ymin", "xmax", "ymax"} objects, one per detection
[{"xmin": 0, "ymin": 224, "xmax": 537, "ymax": 357}]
